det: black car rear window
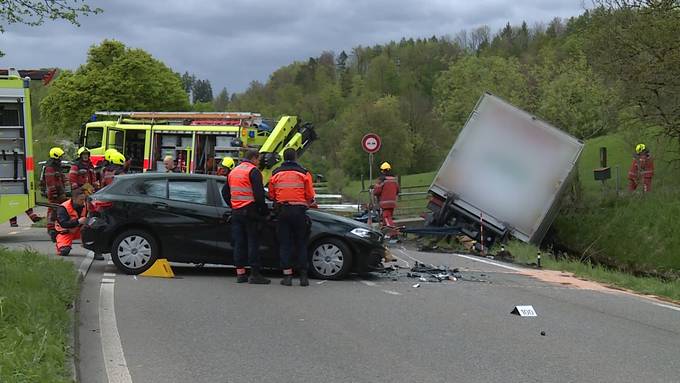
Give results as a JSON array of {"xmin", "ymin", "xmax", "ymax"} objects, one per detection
[{"xmin": 168, "ymin": 180, "xmax": 207, "ymax": 204}]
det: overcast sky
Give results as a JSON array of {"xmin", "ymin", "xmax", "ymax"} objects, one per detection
[{"xmin": 0, "ymin": 0, "xmax": 585, "ymax": 94}]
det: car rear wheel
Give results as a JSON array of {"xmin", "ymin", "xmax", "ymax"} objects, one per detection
[
  {"xmin": 111, "ymin": 229, "xmax": 158, "ymax": 275},
  {"xmin": 309, "ymin": 238, "xmax": 352, "ymax": 280}
]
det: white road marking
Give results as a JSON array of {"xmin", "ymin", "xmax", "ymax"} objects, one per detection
[
  {"xmin": 652, "ymin": 302, "xmax": 680, "ymax": 312},
  {"xmin": 107, "ymin": 260, "xmax": 114, "ymax": 266},
  {"xmin": 382, "ymin": 289, "xmax": 402, "ymax": 296},
  {"xmin": 103, "ymin": 272, "xmax": 116, "ymax": 278},
  {"xmin": 316, "ymin": 280, "xmax": 327, "ymax": 285},
  {"xmin": 8, "ymin": 231, "xmax": 17, "ymax": 235},
  {"xmin": 451, "ymin": 253, "xmax": 522, "ymax": 272},
  {"xmin": 99, "ymin": 280, "xmax": 133, "ymax": 383},
  {"xmin": 78, "ymin": 251, "xmax": 95, "ymax": 278},
  {"xmin": 101, "ymin": 278, "xmax": 116, "ymax": 284},
  {"xmin": 360, "ymin": 280, "xmax": 377, "ymax": 287}
]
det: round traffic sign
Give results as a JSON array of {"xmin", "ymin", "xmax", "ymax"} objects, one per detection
[{"xmin": 361, "ymin": 133, "xmax": 381, "ymax": 153}]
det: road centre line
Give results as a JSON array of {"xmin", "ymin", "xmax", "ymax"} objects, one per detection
[
  {"xmin": 99, "ymin": 279, "xmax": 133, "ymax": 383},
  {"xmin": 360, "ymin": 280, "xmax": 377, "ymax": 287},
  {"xmin": 103, "ymin": 272, "xmax": 116, "ymax": 278},
  {"xmin": 382, "ymin": 289, "xmax": 402, "ymax": 295},
  {"xmin": 450, "ymin": 252, "xmax": 522, "ymax": 271}
]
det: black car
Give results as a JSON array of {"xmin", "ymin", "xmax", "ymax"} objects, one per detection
[{"xmin": 81, "ymin": 173, "xmax": 387, "ymax": 279}]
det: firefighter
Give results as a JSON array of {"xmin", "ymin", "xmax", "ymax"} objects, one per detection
[
  {"xmin": 45, "ymin": 147, "xmax": 68, "ymax": 241},
  {"xmin": 69, "ymin": 147, "xmax": 97, "ymax": 191},
  {"xmin": 373, "ymin": 162, "xmax": 400, "ymax": 233},
  {"xmin": 54, "ymin": 187, "xmax": 88, "ymax": 257},
  {"xmin": 269, "ymin": 148, "xmax": 316, "ymax": 287},
  {"xmin": 96, "ymin": 148, "xmax": 118, "ymax": 186},
  {"xmin": 219, "ymin": 157, "xmax": 236, "ymax": 203},
  {"xmin": 102, "ymin": 152, "xmax": 126, "ymax": 187},
  {"xmin": 224, "ymin": 149, "xmax": 270, "ymax": 284},
  {"xmin": 628, "ymin": 143, "xmax": 654, "ymax": 193}
]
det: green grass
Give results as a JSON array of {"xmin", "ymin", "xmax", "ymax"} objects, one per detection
[
  {"xmin": 0, "ymin": 248, "xmax": 78, "ymax": 383},
  {"xmin": 501, "ymin": 241, "xmax": 680, "ymax": 302}
]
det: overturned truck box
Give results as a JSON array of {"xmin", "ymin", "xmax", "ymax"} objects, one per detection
[{"xmin": 427, "ymin": 93, "xmax": 584, "ymax": 245}]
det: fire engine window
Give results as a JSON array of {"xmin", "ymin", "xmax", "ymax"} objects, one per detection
[
  {"xmin": 85, "ymin": 127, "xmax": 104, "ymax": 149},
  {"xmin": 109, "ymin": 130, "xmax": 124, "ymax": 151},
  {"xmin": 168, "ymin": 180, "xmax": 207, "ymax": 205},
  {"xmin": 0, "ymin": 104, "xmax": 20, "ymax": 126}
]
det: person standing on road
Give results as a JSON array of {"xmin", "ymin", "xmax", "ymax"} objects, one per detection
[
  {"xmin": 628, "ymin": 143, "xmax": 654, "ymax": 193},
  {"xmin": 269, "ymin": 148, "xmax": 316, "ymax": 287},
  {"xmin": 8, "ymin": 209, "xmax": 42, "ymax": 228},
  {"xmin": 163, "ymin": 155, "xmax": 181, "ymax": 173},
  {"xmin": 219, "ymin": 157, "xmax": 236, "ymax": 203},
  {"xmin": 224, "ymin": 149, "xmax": 271, "ymax": 284},
  {"xmin": 373, "ymin": 162, "xmax": 400, "ymax": 234},
  {"xmin": 69, "ymin": 147, "xmax": 97, "ymax": 191},
  {"xmin": 54, "ymin": 187, "xmax": 103, "ymax": 259},
  {"xmin": 96, "ymin": 148, "xmax": 118, "ymax": 186},
  {"xmin": 101, "ymin": 152, "xmax": 126, "ymax": 187},
  {"xmin": 45, "ymin": 147, "xmax": 68, "ymax": 241}
]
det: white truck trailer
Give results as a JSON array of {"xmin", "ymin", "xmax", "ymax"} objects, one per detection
[{"xmin": 425, "ymin": 92, "xmax": 584, "ymax": 246}]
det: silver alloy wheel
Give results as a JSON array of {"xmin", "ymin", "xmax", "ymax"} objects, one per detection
[
  {"xmin": 117, "ymin": 235, "xmax": 152, "ymax": 270},
  {"xmin": 311, "ymin": 243, "xmax": 344, "ymax": 277}
]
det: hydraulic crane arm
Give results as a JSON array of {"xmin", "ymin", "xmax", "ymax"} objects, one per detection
[{"xmin": 258, "ymin": 116, "xmax": 317, "ymax": 184}]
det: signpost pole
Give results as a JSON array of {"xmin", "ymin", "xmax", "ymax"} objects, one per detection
[
  {"xmin": 361, "ymin": 133, "xmax": 381, "ymax": 227},
  {"xmin": 368, "ymin": 152, "xmax": 374, "ymax": 225}
]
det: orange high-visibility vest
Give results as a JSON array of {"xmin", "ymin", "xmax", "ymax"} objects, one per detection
[
  {"xmin": 228, "ymin": 162, "xmax": 256, "ymax": 209},
  {"xmin": 269, "ymin": 169, "xmax": 315, "ymax": 206},
  {"xmin": 54, "ymin": 199, "xmax": 87, "ymax": 234}
]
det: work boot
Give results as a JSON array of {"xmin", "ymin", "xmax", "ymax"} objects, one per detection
[
  {"xmin": 248, "ymin": 269, "xmax": 271, "ymax": 285},
  {"xmin": 59, "ymin": 246, "xmax": 72, "ymax": 257},
  {"xmin": 236, "ymin": 275, "xmax": 249, "ymax": 283},
  {"xmin": 299, "ymin": 270, "xmax": 309, "ymax": 287},
  {"xmin": 93, "ymin": 252, "xmax": 105, "ymax": 260},
  {"xmin": 48, "ymin": 229, "xmax": 57, "ymax": 243},
  {"xmin": 280, "ymin": 275, "xmax": 293, "ymax": 286}
]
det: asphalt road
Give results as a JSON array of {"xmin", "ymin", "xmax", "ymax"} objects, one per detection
[{"xmin": 70, "ymin": 244, "xmax": 680, "ymax": 383}]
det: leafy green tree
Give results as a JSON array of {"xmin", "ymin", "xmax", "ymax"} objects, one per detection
[
  {"xmin": 193, "ymin": 79, "xmax": 213, "ymax": 103},
  {"xmin": 365, "ymin": 54, "xmax": 400, "ymax": 95},
  {"xmin": 213, "ymin": 87, "xmax": 229, "ymax": 111},
  {"xmin": 0, "ymin": 0, "xmax": 101, "ymax": 56},
  {"xmin": 586, "ymin": 0, "xmax": 680, "ymax": 147},
  {"xmin": 339, "ymin": 95, "xmax": 412, "ymax": 177},
  {"xmin": 180, "ymin": 71, "xmax": 196, "ymax": 94},
  {"xmin": 41, "ymin": 40, "xmax": 189, "ymax": 136},
  {"xmin": 434, "ymin": 55, "xmax": 530, "ymax": 134}
]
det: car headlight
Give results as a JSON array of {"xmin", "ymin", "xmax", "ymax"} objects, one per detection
[{"xmin": 350, "ymin": 227, "xmax": 373, "ymax": 239}]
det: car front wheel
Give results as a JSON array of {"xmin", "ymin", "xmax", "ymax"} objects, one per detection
[
  {"xmin": 309, "ymin": 238, "xmax": 352, "ymax": 280},
  {"xmin": 111, "ymin": 229, "xmax": 158, "ymax": 275}
]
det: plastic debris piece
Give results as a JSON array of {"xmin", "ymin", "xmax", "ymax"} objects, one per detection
[{"xmin": 412, "ymin": 283, "xmax": 420, "ymax": 288}]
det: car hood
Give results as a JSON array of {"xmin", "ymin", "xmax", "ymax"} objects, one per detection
[{"xmin": 308, "ymin": 209, "xmax": 373, "ymax": 230}]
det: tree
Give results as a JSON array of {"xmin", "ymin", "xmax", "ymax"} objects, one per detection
[
  {"xmin": 434, "ymin": 55, "xmax": 530, "ymax": 134},
  {"xmin": 587, "ymin": 0, "xmax": 680, "ymax": 147},
  {"xmin": 193, "ymin": 79, "xmax": 213, "ymax": 103},
  {"xmin": 213, "ymin": 87, "xmax": 229, "ymax": 111},
  {"xmin": 339, "ymin": 96, "xmax": 412, "ymax": 177},
  {"xmin": 365, "ymin": 54, "xmax": 400, "ymax": 95},
  {"xmin": 41, "ymin": 39, "xmax": 189, "ymax": 136},
  {"xmin": 0, "ymin": 0, "xmax": 101, "ymax": 56},
  {"xmin": 180, "ymin": 72, "xmax": 196, "ymax": 94}
]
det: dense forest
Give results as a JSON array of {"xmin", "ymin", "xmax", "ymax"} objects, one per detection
[{"xmin": 222, "ymin": 1, "xmax": 679, "ymax": 183}]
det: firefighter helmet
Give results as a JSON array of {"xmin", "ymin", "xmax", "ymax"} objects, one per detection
[
  {"xmin": 104, "ymin": 148, "xmax": 119, "ymax": 162},
  {"xmin": 111, "ymin": 152, "xmax": 126, "ymax": 165},
  {"xmin": 221, "ymin": 156, "xmax": 235, "ymax": 170},
  {"xmin": 380, "ymin": 162, "xmax": 391, "ymax": 171},
  {"xmin": 635, "ymin": 143, "xmax": 646, "ymax": 154},
  {"xmin": 77, "ymin": 147, "xmax": 90, "ymax": 157},
  {"xmin": 49, "ymin": 147, "xmax": 65, "ymax": 159}
]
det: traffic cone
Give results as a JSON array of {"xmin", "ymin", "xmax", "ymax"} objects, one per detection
[{"xmin": 141, "ymin": 259, "xmax": 175, "ymax": 278}]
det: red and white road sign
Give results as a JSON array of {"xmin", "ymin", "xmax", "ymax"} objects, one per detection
[{"xmin": 361, "ymin": 133, "xmax": 381, "ymax": 153}]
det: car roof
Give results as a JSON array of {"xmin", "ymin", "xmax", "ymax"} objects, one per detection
[{"xmin": 116, "ymin": 172, "xmax": 225, "ymax": 182}]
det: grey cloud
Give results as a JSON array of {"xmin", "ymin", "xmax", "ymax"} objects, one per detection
[{"xmin": 0, "ymin": 0, "xmax": 584, "ymax": 93}]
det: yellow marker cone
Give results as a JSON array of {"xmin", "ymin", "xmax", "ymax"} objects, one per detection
[{"xmin": 141, "ymin": 259, "xmax": 175, "ymax": 278}]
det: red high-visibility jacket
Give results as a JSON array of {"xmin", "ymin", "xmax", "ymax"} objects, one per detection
[
  {"xmin": 628, "ymin": 153, "xmax": 654, "ymax": 181},
  {"xmin": 45, "ymin": 158, "xmax": 66, "ymax": 201},
  {"xmin": 373, "ymin": 174, "xmax": 400, "ymax": 209},
  {"xmin": 69, "ymin": 159, "xmax": 96, "ymax": 190},
  {"xmin": 269, "ymin": 161, "xmax": 315, "ymax": 207},
  {"xmin": 228, "ymin": 162, "xmax": 257, "ymax": 210}
]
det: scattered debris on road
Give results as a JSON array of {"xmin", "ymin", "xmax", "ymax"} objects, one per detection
[{"xmin": 376, "ymin": 261, "xmax": 488, "ymax": 284}]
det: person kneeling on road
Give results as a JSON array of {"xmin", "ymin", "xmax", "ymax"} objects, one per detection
[
  {"xmin": 55, "ymin": 187, "xmax": 103, "ymax": 260},
  {"xmin": 269, "ymin": 148, "xmax": 316, "ymax": 287},
  {"xmin": 224, "ymin": 149, "xmax": 271, "ymax": 284}
]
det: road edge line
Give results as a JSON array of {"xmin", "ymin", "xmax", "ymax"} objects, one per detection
[
  {"xmin": 99, "ymin": 279, "xmax": 133, "ymax": 383},
  {"xmin": 71, "ymin": 250, "xmax": 96, "ymax": 383}
]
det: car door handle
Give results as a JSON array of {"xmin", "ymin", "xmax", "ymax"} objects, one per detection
[
  {"xmin": 152, "ymin": 202, "xmax": 169, "ymax": 209},
  {"xmin": 222, "ymin": 213, "xmax": 231, "ymax": 223}
]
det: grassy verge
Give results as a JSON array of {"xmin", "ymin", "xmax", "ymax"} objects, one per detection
[
  {"xmin": 503, "ymin": 241, "xmax": 680, "ymax": 302},
  {"xmin": 0, "ymin": 248, "xmax": 78, "ymax": 383}
]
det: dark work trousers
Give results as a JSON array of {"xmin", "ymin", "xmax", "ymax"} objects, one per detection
[
  {"xmin": 277, "ymin": 205, "xmax": 309, "ymax": 270},
  {"xmin": 231, "ymin": 207, "xmax": 261, "ymax": 269}
]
